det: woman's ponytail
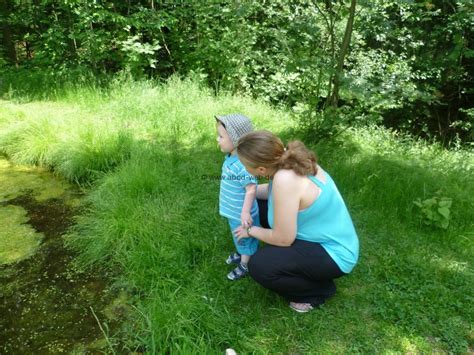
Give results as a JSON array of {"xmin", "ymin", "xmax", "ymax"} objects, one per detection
[
  {"xmin": 237, "ymin": 131, "xmax": 317, "ymax": 176},
  {"xmin": 278, "ymin": 141, "xmax": 317, "ymax": 176}
]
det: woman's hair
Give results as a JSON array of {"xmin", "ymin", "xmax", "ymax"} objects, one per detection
[{"xmin": 237, "ymin": 130, "xmax": 317, "ymax": 176}]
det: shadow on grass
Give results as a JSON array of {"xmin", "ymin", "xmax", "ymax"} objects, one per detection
[{"xmin": 0, "ymin": 67, "xmax": 109, "ymax": 102}]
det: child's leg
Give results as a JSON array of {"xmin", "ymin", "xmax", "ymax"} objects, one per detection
[
  {"xmin": 227, "ymin": 249, "xmax": 255, "ymax": 280},
  {"xmin": 234, "ymin": 214, "xmax": 260, "ymax": 265},
  {"xmin": 241, "ymin": 254, "xmax": 251, "ymax": 265},
  {"xmin": 230, "ymin": 222, "xmax": 259, "ymax": 260},
  {"xmin": 227, "ymin": 217, "xmax": 260, "ymax": 280},
  {"xmin": 242, "ymin": 213, "xmax": 260, "ymax": 258}
]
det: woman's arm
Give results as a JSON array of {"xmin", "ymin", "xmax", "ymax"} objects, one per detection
[
  {"xmin": 256, "ymin": 183, "xmax": 269, "ymax": 200},
  {"xmin": 235, "ymin": 171, "xmax": 300, "ymax": 247}
]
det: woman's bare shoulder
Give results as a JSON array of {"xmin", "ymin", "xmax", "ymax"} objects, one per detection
[
  {"xmin": 273, "ymin": 169, "xmax": 299, "ymax": 182},
  {"xmin": 273, "ymin": 169, "xmax": 305, "ymax": 190}
]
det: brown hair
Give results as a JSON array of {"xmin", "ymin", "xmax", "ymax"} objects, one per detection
[{"xmin": 237, "ymin": 130, "xmax": 317, "ymax": 176}]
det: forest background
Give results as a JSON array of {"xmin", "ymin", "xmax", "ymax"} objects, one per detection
[{"xmin": 1, "ymin": 0, "xmax": 472, "ymax": 145}]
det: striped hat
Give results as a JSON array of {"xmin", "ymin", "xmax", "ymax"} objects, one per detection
[{"xmin": 215, "ymin": 113, "xmax": 254, "ymax": 146}]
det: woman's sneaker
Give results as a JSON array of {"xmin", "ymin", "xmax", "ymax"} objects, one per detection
[
  {"xmin": 227, "ymin": 263, "xmax": 248, "ymax": 281},
  {"xmin": 225, "ymin": 252, "xmax": 241, "ymax": 265},
  {"xmin": 289, "ymin": 302, "xmax": 314, "ymax": 313}
]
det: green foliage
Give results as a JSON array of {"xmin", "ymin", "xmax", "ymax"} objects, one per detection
[
  {"xmin": 162, "ymin": 1, "xmax": 336, "ymax": 105},
  {"xmin": 4, "ymin": 1, "xmax": 171, "ymax": 76},
  {"xmin": 1, "ymin": 0, "xmax": 472, "ymax": 144},
  {"xmin": 119, "ymin": 34, "xmax": 161, "ymax": 73},
  {"xmin": 295, "ymin": 107, "xmax": 344, "ymax": 143},
  {"xmin": 349, "ymin": 0, "xmax": 473, "ymax": 144},
  {"xmin": 414, "ymin": 194, "xmax": 453, "ymax": 230}
]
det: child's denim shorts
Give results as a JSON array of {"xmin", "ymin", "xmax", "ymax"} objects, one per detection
[{"xmin": 228, "ymin": 216, "xmax": 260, "ymax": 256}]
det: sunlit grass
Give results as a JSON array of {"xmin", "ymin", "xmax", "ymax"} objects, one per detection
[{"xmin": 0, "ymin": 76, "xmax": 472, "ymax": 353}]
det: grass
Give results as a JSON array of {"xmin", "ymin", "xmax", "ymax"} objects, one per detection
[{"xmin": 0, "ymin": 73, "xmax": 472, "ymax": 353}]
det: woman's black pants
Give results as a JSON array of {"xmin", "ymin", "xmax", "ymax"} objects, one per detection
[{"xmin": 252, "ymin": 199, "xmax": 345, "ymax": 305}]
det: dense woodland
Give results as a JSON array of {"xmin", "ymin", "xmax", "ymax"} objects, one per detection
[{"xmin": 1, "ymin": 0, "xmax": 473, "ymax": 146}]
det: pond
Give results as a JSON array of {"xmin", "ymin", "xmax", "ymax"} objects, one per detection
[{"xmin": 0, "ymin": 158, "xmax": 127, "ymax": 353}]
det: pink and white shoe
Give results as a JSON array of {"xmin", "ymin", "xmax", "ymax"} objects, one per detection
[{"xmin": 289, "ymin": 302, "xmax": 314, "ymax": 313}]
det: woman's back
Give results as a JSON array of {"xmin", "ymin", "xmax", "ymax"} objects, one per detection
[{"xmin": 268, "ymin": 168, "xmax": 359, "ymax": 273}]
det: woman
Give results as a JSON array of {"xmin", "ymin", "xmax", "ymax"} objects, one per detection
[{"xmin": 235, "ymin": 130, "xmax": 359, "ymax": 313}]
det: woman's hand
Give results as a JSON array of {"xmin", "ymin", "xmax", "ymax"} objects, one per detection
[{"xmin": 234, "ymin": 225, "xmax": 250, "ymax": 242}]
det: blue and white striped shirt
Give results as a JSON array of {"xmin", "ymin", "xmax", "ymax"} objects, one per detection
[{"xmin": 219, "ymin": 154, "xmax": 258, "ymax": 221}]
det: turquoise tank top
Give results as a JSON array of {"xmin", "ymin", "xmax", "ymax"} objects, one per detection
[{"xmin": 268, "ymin": 170, "xmax": 359, "ymax": 273}]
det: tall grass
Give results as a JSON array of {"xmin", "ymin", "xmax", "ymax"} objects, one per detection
[{"xmin": 0, "ymin": 75, "xmax": 472, "ymax": 353}]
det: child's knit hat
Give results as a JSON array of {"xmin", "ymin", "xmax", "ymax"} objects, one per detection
[{"xmin": 215, "ymin": 113, "xmax": 253, "ymax": 147}]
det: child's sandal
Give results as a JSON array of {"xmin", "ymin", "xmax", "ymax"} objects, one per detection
[
  {"xmin": 225, "ymin": 252, "xmax": 241, "ymax": 265},
  {"xmin": 227, "ymin": 263, "xmax": 248, "ymax": 281}
]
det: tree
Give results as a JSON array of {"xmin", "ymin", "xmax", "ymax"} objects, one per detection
[
  {"xmin": 0, "ymin": 0, "xmax": 17, "ymax": 66},
  {"xmin": 329, "ymin": 0, "xmax": 356, "ymax": 108}
]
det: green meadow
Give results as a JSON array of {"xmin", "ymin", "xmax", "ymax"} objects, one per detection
[{"xmin": 1, "ymin": 77, "xmax": 472, "ymax": 353}]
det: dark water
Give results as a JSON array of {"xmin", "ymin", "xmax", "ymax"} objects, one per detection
[{"xmin": 0, "ymin": 159, "xmax": 126, "ymax": 354}]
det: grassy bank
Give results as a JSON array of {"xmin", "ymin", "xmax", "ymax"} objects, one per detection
[{"xmin": 1, "ymin": 76, "xmax": 472, "ymax": 353}]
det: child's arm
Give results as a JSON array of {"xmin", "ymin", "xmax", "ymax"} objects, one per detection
[{"xmin": 241, "ymin": 183, "xmax": 257, "ymax": 227}]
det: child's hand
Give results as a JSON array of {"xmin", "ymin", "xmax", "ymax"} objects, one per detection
[{"xmin": 240, "ymin": 211, "xmax": 253, "ymax": 228}]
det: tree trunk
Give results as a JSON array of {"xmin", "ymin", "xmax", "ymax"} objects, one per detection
[
  {"xmin": 0, "ymin": 0, "xmax": 17, "ymax": 65},
  {"xmin": 329, "ymin": 0, "xmax": 356, "ymax": 108}
]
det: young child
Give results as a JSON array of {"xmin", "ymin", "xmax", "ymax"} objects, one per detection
[{"xmin": 215, "ymin": 113, "xmax": 259, "ymax": 280}]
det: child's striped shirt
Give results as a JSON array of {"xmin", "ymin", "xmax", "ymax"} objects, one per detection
[{"xmin": 219, "ymin": 154, "xmax": 258, "ymax": 221}]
